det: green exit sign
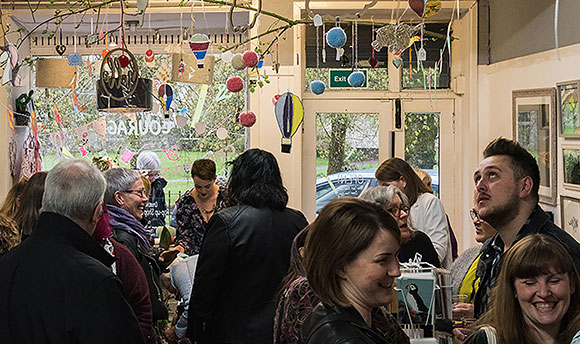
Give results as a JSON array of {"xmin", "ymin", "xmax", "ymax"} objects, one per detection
[{"xmin": 329, "ymin": 69, "xmax": 368, "ymax": 88}]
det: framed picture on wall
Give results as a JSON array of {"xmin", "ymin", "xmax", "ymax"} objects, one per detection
[
  {"xmin": 512, "ymin": 88, "xmax": 557, "ymax": 205},
  {"xmin": 561, "ymin": 196, "xmax": 580, "ymax": 243},
  {"xmin": 562, "ymin": 145, "xmax": 580, "ymax": 190},
  {"xmin": 557, "ymin": 80, "xmax": 580, "ymax": 137}
]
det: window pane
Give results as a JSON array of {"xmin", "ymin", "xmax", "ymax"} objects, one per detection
[
  {"xmin": 402, "ymin": 23, "xmax": 451, "ymax": 89},
  {"xmin": 315, "ymin": 113, "xmax": 379, "ymax": 213},
  {"xmin": 404, "ymin": 112, "xmax": 440, "ymax": 196}
]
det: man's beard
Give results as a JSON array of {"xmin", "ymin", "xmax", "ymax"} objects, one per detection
[{"xmin": 479, "ymin": 192, "xmax": 520, "ymax": 229}]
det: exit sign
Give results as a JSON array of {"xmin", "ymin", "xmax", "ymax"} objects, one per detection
[{"xmin": 329, "ymin": 69, "xmax": 368, "ymax": 88}]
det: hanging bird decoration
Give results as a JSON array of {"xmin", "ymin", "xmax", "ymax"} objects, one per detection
[
  {"xmin": 189, "ymin": 33, "xmax": 211, "ymax": 68},
  {"xmin": 0, "ymin": 44, "xmax": 21, "ymax": 87},
  {"xmin": 275, "ymin": 92, "xmax": 304, "ymax": 153},
  {"xmin": 372, "ymin": 23, "xmax": 423, "ymax": 54}
]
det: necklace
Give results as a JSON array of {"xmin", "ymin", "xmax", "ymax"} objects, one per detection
[{"xmin": 199, "ymin": 204, "xmax": 216, "ymax": 215}]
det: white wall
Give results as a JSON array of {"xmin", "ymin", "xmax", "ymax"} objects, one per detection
[{"xmin": 477, "ymin": 43, "xmax": 580, "ymax": 228}]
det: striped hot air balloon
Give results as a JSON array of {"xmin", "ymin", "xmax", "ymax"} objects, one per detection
[{"xmin": 274, "ymin": 92, "xmax": 304, "ymax": 153}]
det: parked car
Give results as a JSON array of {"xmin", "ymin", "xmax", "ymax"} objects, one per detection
[
  {"xmin": 315, "ymin": 168, "xmax": 440, "ymax": 213},
  {"xmin": 316, "ymin": 169, "xmax": 378, "ymax": 214}
]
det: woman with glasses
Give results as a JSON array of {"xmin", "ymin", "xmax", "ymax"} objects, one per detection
[
  {"xmin": 376, "ymin": 158, "xmax": 452, "ymax": 268},
  {"xmin": 360, "ymin": 185, "xmax": 440, "ymax": 268},
  {"xmin": 104, "ymin": 168, "xmax": 169, "ymax": 328},
  {"xmin": 450, "ymin": 208, "xmax": 496, "ymax": 343}
]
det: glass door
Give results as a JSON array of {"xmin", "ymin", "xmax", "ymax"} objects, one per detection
[{"xmin": 302, "ymin": 99, "xmax": 393, "ymax": 220}]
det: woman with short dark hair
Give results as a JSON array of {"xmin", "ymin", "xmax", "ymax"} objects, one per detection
[
  {"xmin": 174, "ymin": 158, "xmax": 226, "ymax": 256},
  {"xmin": 186, "ymin": 148, "xmax": 308, "ymax": 344},
  {"xmin": 301, "ymin": 197, "xmax": 408, "ymax": 344}
]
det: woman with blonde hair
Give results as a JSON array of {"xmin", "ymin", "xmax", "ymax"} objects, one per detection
[
  {"xmin": 465, "ymin": 234, "xmax": 580, "ymax": 344},
  {"xmin": 0, "ymin": 177, "xmax": 28, "ymax": 219}
]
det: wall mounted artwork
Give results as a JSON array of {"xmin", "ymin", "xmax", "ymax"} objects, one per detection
[{"xmin": 512, "ymin": 87, "xmax": 557, "ymax": 205}]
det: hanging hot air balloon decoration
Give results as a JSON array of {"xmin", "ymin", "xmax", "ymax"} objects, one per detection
[
  {"xmin": 275, "ymin": 92, "xmax": 304, "ymax": 153},
  {"xmin": 189, "ymin": 33, "xmax": 211, "ymax": 68},
  {"xmin": 158, "ymin": 84, "xmax": 174, "ymax": 118}
]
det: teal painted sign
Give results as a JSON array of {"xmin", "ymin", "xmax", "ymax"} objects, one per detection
[{"xmin": 329, "ymin": 69, "xmax": 368, "ymax": 88}]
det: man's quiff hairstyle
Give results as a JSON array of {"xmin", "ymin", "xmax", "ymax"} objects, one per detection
[
  {"xmin": 483, "ymin": 137, "xmax": 540, "ymax": 201},
  {"xmin": 41, "ymin": 159, "xmax": 106, "ymax": 223}
]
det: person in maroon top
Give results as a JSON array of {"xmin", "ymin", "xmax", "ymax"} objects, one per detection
[{"xmin": 93, "ymin": 204, "xmax": 154, "ymax": 342}]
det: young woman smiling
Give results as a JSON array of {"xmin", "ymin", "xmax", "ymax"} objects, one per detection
[{"xmin": 465, "ymin": 234, "xmax": 580, "ymax": 344}]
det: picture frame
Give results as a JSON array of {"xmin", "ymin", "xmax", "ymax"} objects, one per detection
[
  {"xmin": 557, "ymin": 80, "xmax": 580, "ymax": 137},
  {"xmin": 512, "ymin": 88, "xmax": 557, "ymax": 205},
  {"xmin": 562, "ymin": 144, "xmax": 580, "ymax": 191},
  {"xmin": 560, "ymin": 196, "xmax": 580, "ymax": 243}
]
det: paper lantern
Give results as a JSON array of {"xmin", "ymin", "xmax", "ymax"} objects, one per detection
[
  {"xmin": 348, "ymin": 71, "xmax": 365, "ymax": 87},
  {"xmin": 310, "ymin": 80, "xmax": 326, "ymax": 95},
  {"xmin": 226, "ymin": 76, "xmax": 244, "ymax": 93},
  {"xmin": 326, "ymin": 27, "xmax": 347, "ymax": 49},
  {"xmin": 36, "ymin": 59, "xmax": 78, "ymax": 88},
  {"xmin": 171, "ymin": 53, "xmax": 214, "ymax": 84},
  {"xmin": 275, "ymin": 92, "xmax": 304, "ymax": 153},
  {"xmin": 242, "ymin": 51, "xmax": 259, "ymax": 68},
  {"xmin": 239, "ymin": 111, "xmax": 256, "ymax": 127},
  {"xmin": 188, "ymin": 33, "xmax": 211, "ymax": 68}
]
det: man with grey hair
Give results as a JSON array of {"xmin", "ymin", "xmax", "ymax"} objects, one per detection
[{"xmin": 0, "ymin": 159, "xmax": 144, "ymax": 343}]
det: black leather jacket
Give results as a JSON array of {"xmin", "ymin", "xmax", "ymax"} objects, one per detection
[
  {"xmin": 186, "ymin": 205, "xmax": 308, "ymax": 344},
  {"xmin": 301, "ymin": 304, "xmax": 408, "ymax": 344}
]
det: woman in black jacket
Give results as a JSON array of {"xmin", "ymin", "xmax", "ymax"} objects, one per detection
[
  {"xmin": 186, "ymin": 148, "xmax": 309, "ymax": 344},
  {"xmin": 103, "ymin": 168, "xmax": 169, "ymax": 328},
  {"xmin": 301, "ymin": 197, "xmax": 408, "ymax": 344}
]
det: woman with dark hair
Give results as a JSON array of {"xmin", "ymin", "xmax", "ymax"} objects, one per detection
[
  {"xmin": 376, "ymin": 158, "xmax": 452, "ymax": 268},
  {"xmin": 464, "ymin": 234, "xmax": 580, "ymax": 344},
  {"xmin": 175, "ymin": 158, "xmax": 226, "ymax": 256},
  {"xmin": 186, "ymin": 148, "xmax": 308, "ymax": 344},
  {"xmin": 301, "ymin": 197, "xmax": 408, "ymax": 344},
  {"xmin": 13, "ymin": 171, "xmax": 47, "ymax": 240},
  {"xmin": 273, "ymin": 228, "xmax": 315, "ymax": 344}
]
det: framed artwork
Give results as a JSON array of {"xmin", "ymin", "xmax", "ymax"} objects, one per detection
[
  {"xmin": 562, "ymin": 145, "xmax": 580, "ymax": 190},
  {"xmin": 561, "ymin": 196, "xmax": 580, "ymax": 243},
  {"xmin": 512, "ymin": 88, "xmax": 557, "ymax": 205},
  {"xmin": 557, "ymin": 80, "xmax": 580, "ymax": 137}
]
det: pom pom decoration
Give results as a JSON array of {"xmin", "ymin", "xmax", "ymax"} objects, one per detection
[
  {"xmin": 239, "ymin": 111, "xmax": 257, "ymax": 127},
  {"xmin": 221, "ymin": 51, "xmax": 234, "ymax": 63},
  {"xmin": 326, "ymin": 27, "xmax": 347, "ymax": 48},
  {"xmin": 226, "ymin": 76, "xmax": 244, "ymax": 93},
  {"xmin": 242, "ymin": 51, "xmax": 260, "ymax": 68},
  {"xmin": 231, "ymin": 54, "xmax": 246, "ymax": 70},
  {"xmin": 348, "ymin": 71, "xmax": 366, "ymax": 87},
  {"xmin": 310, "ymin": 80, "xmax": 326, "ymax": 95}
]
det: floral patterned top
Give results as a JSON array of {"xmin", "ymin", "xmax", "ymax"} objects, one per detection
[{"xmin": 175, "ymin": 186, "xmax": 227, "ymax": 256}]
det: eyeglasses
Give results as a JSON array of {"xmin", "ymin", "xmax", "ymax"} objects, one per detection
[
  {"xmin": 387, "ymin": 205, "xmax": 410, "ymax": 217},
  {"xmin": 470, "ymin": 208, "xmax": 480, "ymax": 221},
  {"xmin": 123, "ymin": 189, "xmax": 147, "ymax": 198}
]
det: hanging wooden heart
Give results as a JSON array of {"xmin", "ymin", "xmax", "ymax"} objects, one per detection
[{"xmin": 56, "ymin": 45, "xmax": 66, "ymax": 56}]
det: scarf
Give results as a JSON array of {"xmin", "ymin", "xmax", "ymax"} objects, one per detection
[{"xmin": 107, "ymin": 204, "xmax": 151, "ymax": 249}]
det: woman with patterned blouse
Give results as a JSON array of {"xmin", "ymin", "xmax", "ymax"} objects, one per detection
[{"xmin": 175, "ymin": 159, "xmax": 226, "ymax": 256}]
